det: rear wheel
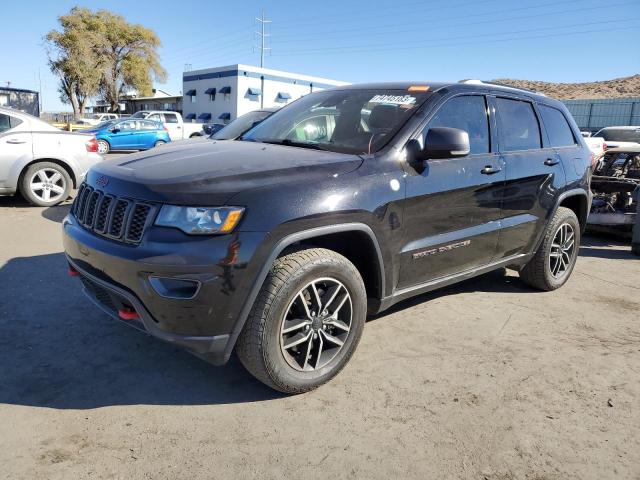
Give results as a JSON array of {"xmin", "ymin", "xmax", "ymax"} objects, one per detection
[
  {"xmin": 519, "ymin": 207, "xmax": 580, "ymax": 291},
  {"xmin": 154, "ymin": 140, "xmax": 166, "ymax": 147},
  {"xmin": 236, "ymin": 248, "xmax": 366, "ymax": 393},
  {"xmin": 97, "ymin": 139, "xmax": 110, "ymax": 154},
  {"xmin": 20, "ymin": 162, "xmax": 72, "ymax": 207}
]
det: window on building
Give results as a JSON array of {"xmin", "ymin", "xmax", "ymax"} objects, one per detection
[
  {"xmin": 539, "ymin": 105, "xmax": 576, "ymax": 147},
  {"xmin": 423, "ymin": 95, "xmax": 490, "ymax": 155},
  {"xmin": 495, "ymin": 97, "xmax": 542, "ymax": 151}
]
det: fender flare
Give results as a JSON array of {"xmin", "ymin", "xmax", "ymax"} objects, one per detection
[
  {"xmin": 221, "ymin": 222, "xmax": 385, "ymax": 360},
  {"xmin": 552, "ymin": 188, "xmax": 591, "ymax": 227}
]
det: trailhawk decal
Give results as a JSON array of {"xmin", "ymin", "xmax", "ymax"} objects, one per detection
[{"xmin": 412, "ymin": 240, "xmax": 471, "ymax": 259}]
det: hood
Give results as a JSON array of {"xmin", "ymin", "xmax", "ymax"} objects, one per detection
[{"xmin": 87, "ymin": 140, "xmax": 364, "ymax": 205}]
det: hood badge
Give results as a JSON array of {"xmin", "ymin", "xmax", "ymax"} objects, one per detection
[{"xmin": 95, "ymin": 175, "xmax": 109, "ymax": 187}]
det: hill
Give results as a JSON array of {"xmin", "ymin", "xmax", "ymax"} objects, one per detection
[{"xmin": 490, "ymin": 75, "xmax": 640, "ymax": 100}]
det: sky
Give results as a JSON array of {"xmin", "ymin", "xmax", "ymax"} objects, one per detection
[{"xmin": 1, "ymin": 0, "xmax": 639, "ymax": 112}]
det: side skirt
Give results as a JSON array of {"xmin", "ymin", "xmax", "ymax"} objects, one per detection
[{"xmin": 371, "ymin": 252, "xmax": 532, "ymax": 314}]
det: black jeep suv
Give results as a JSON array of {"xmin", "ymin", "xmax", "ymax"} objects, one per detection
[{"xmin": 64, "ymin": 81, "xmax": 591, "ymax": 393}]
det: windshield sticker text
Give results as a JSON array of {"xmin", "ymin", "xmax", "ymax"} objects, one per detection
[{"xmin": 369, "ymin": 94, "xmax": 417, "ymax": 106}]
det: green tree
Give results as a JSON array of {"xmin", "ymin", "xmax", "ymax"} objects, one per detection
[
  {"xmin": 45, "ymin": 8, "xmax": 166, "ymax": 115},
  {"xmin": 94, "ymin": 10, "xmax": 166, "ymax": 112},
  {"xmin": 45, "ymin": 7, "xmax": 103, "ymax": 116}
]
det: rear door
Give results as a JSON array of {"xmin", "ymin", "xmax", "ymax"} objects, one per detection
[
  {"xmin": 162, "ymin": 113, "xmax": 182, "ymax": 140},
  {"xmin": 138, "ymin": 120, "xmax": 161, "ymax": 148},
  {"xmin": 0, "ymin": 113, "xmax": 32, "ymax": 187},
  {"xmin": 491, "ymin": 95, "xmax": 565, "ymax": 260},
  {"xmin": 398, "ymin": 94, "xmax": 505, "ymax": 289}
]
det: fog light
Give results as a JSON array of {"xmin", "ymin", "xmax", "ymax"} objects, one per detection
[{"xmin": 149, "ymin": 276, "xmax": 201, "ymax": 300}]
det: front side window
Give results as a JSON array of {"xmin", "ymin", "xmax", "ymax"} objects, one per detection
[
  {"xmin": 539, "ymin": 105, "xmax": 576, "ymax": 147},
  {"xmin": 243, "ymin": 88, "xmax": 431, "ymax": 154},
  {"xmin": 423, "ymin": 95, "xmax": 490, "ymax": 154},
  {"xmin": 495, "ymin": 98, "xmax": 541, "ymax": 151}
]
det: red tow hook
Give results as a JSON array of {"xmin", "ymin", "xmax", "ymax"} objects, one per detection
[
  {"xmin": 118, "ymin": 307, "xmax": 140, "ymax": 321},
  {"xmin": 68, "ymin": 265, "xmax": 79, "ymax": 277}
]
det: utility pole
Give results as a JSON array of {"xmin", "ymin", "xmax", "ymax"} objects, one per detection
[{"xmin": 255, "ymin": 10, "xmax": 271, "ymax": 68}]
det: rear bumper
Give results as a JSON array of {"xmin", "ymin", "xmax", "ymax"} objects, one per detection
[{"xmin": 68, "ymin": 256, "xmax": 230, "ymax": 363}]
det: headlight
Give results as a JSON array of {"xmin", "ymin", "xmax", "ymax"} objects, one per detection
[{"xmin": 155, "ymin": 205, "xmax": 244, "ymax": 235}]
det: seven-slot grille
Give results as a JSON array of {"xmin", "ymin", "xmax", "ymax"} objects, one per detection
[{"xmin": 72, "ymin": 183, "xmax": 154, "ymax": 244}]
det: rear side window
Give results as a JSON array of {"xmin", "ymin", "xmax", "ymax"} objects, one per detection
[
  {"xmin": 539, "ymin": 105, "xmax": 576, "ymax": 147},
  {"xmin": 141, "ymin": 121, "xmax": 160, "ymax": 130},
  {"xmin": 163, "ymin": 113, "xmax": 178, "ymax": 124},
  {"xmin": 0, "ymin": 113, "xmax": 23, "ymax": 133},
  {"xmin": 424, "ymin": 95, "xmax": 490, "ymax": 154},
  {"xmin": 495, "ymin": 98, "xmax": 541, "ymax": 151}
]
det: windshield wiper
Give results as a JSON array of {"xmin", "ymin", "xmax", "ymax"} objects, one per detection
[{"xmin": 259, "ymin": 138, "xmax": 327, "ymax": 151}]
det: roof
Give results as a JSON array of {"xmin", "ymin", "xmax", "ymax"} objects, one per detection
[
  {"xmin": 322, "ymin": 81, "xmax": 553, "ymax": 102},
  {"xmin": 602, "ymin": 147, "xmax": 640, "ymax": 154},
  {"xmin": 597, "ymin": 126, "xmax": 640, "ymax": 130},
  {"xmin": 0, "ymin": 86, "xmax": 39, "ymax": 94}
]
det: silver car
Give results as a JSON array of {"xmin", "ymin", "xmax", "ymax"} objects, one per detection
[{"xmin": 0, "ymin": 107, "xmax": 102, "ymax": 206}]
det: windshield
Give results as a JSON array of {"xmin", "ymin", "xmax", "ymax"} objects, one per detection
[
  {"xmin": 131, "ymin": 111, "xmax": 148, "ymax": 119},
  {"xmin": 212, "ymin": 110, "xmax": 273, "ymax": 140},
  {"xmin": 94, "ymin": 120, "xmax": 116, "ymax": 130},
  {"xmin": 242, "ymin": 88, "xmax": 430, "ymax": 154},
  {"xmin": 596, "ymin": 128, "xmax": 640, "ymax": 142}
]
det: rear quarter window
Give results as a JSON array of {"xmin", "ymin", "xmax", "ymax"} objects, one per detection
[
  {"xmin": 495, "ymin": 97, "xmax": 542, "ymax": 151},
  {"xmin": 539, "ymin": 105, "xmax": 576, "ymax": 147}
]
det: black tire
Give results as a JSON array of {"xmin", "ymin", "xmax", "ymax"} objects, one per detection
[
  {"xmin": 189, "ymin": 133, "xmax": 201, "ymax": 138},
  {"xmin": 154, "ymin": 140, "xmax": 166, "ymax": 147},
  {"xmin": 519, "ymin": 207, "xmax": 580, "ymax": 291},
  {"xmin": 236, "ymin": 248, "xmax": 366, "ymax": 394},
  {"xmin": 97, "ymin": 139, "xmax": 110, "ymax": 154},
  {"xmin": 20, "ymin": 161, "xmax": 72, "ymax": 207}
]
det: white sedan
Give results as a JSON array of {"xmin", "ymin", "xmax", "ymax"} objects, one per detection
[{"xmin": 0, "ymin": 107, "xmax": 102, "ymax": 206}]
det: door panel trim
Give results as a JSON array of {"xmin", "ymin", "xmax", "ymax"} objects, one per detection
[{"xmin": 401, "ymin": 220, "xmax": 501, "ymax": 253}]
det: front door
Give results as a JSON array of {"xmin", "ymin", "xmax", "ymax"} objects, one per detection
[
  {"xmin": 0, "ymin": 113, "xmax": 32, "ymax": 188},
  {"xmin": 110, "ymin": 120, "xmax": 139, "ymax": 149},
  {"xmin": 491, "ymin": 96, "xmax": 566, "ymax": 261},
  {"xmin": 398, "ymin": 94, "xmax": 505, "ymax": 290}
]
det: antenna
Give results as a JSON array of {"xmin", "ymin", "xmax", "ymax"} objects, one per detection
[{"xmin": 254, "ymin": 10, "xmax": 271, "ymax": 68}]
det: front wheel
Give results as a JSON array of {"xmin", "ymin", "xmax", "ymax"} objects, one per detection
[
  {"xmin": 519, "ymin": 206, "xmax": 580, "ymax": 291},
  {"xmin": 236, "ymin": 248, "xmax": 366, "ymax": 393}
]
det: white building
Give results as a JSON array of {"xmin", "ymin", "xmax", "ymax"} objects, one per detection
[{"xmin": 182, "ymin": 64, "xmax": 348, "ymax": 124}]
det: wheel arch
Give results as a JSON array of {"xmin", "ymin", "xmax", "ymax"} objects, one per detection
[
  {"xmin": 556, "ymin": 189, "xmax": 590, "ymax": 232},
  {"xmin": 222, "ymin": 223, "xmax": 385, "ymax": 361}
]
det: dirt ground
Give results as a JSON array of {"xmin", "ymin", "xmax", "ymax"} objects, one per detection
[{"xmin": 1, "ymin": 193, "xmax": 639, "ymax": 480}]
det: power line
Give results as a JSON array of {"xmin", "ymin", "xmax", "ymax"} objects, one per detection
[{"xmin": 272, "ymin": 24, "xmax": 640, "ymax": 57}]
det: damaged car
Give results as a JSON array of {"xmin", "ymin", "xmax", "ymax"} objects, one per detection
[{"xmin": 588, "ymin": 147, "xmax": 640, "ymax": 233}]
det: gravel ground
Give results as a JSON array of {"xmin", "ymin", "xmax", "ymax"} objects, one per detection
[{"xmin": 0, "ymin": 193, "xmax": 639, "ymax": 480}]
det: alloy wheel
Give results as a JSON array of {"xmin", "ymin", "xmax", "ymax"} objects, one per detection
[
  {"xmin": 280, "ymin": 277, "xmax": 352, "ymax": 372},
  {"xmin": 549, "ymin": 222, "xmax": 575, "ymax": 279},
  {"xmin": 97, "ymin": 140, "xmax": 109, "ymax": 154},
  {"xmin": 29, "ymin": 168, "xmax": 66, "ymax": 203}
]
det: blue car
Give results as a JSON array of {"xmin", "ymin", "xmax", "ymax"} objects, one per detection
[{"xmin": 82, "ymin": 119, "xmax": 171, "ymax": 154}]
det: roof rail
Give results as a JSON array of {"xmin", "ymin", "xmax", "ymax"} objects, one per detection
[{"xmin": 458, "ymin": 79, "xmax": 546, "ymax": 96}]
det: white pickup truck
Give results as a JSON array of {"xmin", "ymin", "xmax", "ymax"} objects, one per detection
[{"xmin": 130, "ymin": 111, "xmax": 203, "ymax": 141}]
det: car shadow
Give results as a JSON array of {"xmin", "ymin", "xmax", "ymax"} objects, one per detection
[
  {"xmin": 0, "ymin": 193, "xmax": 73, "ymax": 223},
  {"xmin": 579, "ymin": 233, "xmax": 636, "ymax": 260},
  {"xmin": 0, "ymin": 252, "xmax": 283, "ymax": 410}
]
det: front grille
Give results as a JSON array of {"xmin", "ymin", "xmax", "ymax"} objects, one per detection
[{"xmin": 72, "ymin": 184, "xmax": 155, "ymax": 245}]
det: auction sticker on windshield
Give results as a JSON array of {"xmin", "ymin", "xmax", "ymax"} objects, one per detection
[{"xmin": 369, "ymin": 94, "xmax": 417, "ymax": 105}]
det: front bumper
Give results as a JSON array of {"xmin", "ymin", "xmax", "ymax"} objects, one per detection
[{"xmin": 63, "ymin": 213, "xmax": 268, "ymax": 365}]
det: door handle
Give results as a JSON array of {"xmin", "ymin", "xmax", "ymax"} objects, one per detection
[
  {"xmin": 544, "ymin": 158, "xmax": 560, "ymax": 166},
  {"xmin": 6, "ymin": 139, "xmax": 26, "ymax": 144},
  {"xmin": 481, "ymin": 165, "xmax": 502, "ymax": 175}
]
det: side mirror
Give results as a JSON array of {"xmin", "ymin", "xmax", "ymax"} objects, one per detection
[
  {"xmin": 110, "ymin": 127, "xmax": 120, "ymax": 133},
  {"xmin": 423, "ymin": 127, "xmax": 470, "ymax": 159}
]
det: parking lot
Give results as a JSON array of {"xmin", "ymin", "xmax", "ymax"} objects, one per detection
[{"xmin": 0, "ymin": 192, "xmax": 639, "ymax": 479}]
